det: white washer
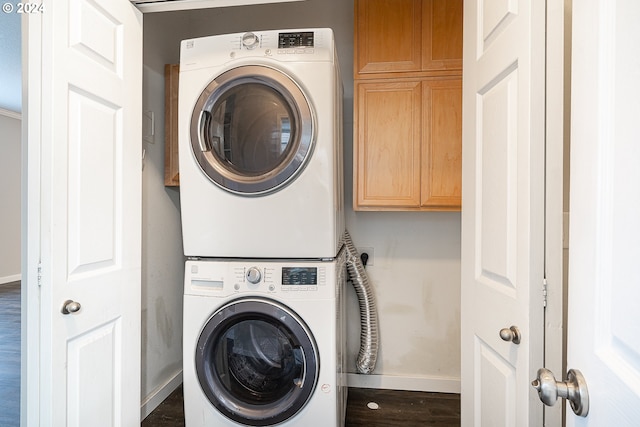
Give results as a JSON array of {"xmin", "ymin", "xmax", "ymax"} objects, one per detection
[
  {"xmin": 178, "ymin": 29, "xmax": 344, "ymax": 258},
  {"xmin": 183, "ymin": 251, "xmax": 347, "ymax": 427}
]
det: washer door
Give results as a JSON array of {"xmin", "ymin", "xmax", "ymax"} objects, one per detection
[
  {"xmin": 195, "ymin": 298, "xmax": 319, "ymax": 426},
  {"xmin": 190, "ymin": 65, "xmax": 314, "ymax": 196}
]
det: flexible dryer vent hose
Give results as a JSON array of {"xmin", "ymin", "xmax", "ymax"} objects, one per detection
[{"xmin": 344, "ymin": 230, "xmax": 379, "ymax": 374}]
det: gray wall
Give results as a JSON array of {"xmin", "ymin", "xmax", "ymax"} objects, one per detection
[
  {"xmin": 141, "ymin": 0, "xmax": 461, "ymax": 405},
  {"xmin": 0, "ymin": 112, "xmax": 22, "ymax": 283},
  {"xmin": 140, "ymin": 63, "xmax": 186, "ymax": 412}
]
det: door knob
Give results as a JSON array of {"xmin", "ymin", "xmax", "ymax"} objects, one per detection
[
  {"xmin": 499, "ymin": 325, "xmax": 521, "ymax": 344},
  {"xmin": 62, "ymin": 300, "xmax": 82, "ymax": 315},
  {"xmin": 531, "ymin": 368, "xmax": 589, "ymax": 417}
]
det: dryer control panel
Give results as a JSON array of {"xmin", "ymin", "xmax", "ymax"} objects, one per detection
[
  {"xmin": 180, "ymin": 28, "xmax": 335, "ymax": 69},
  {"xmin": 278, "ymin": 31, "xmax": 315, "ymax": 48}
]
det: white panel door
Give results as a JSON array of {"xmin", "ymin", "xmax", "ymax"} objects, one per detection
[
  {"xmin": 24, "ymin": 0, "xmax": 142, "ymax": 425},
  {"xmin": 461, "ymin": 0, "xmax": 546, "ymax": 425},
  {"xmin": 567, "ymin": 0, "xmax": 640, "ymax": 424}
]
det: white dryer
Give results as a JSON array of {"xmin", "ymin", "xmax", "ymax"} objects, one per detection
[
  {"xmin": 178, "ymin": 29, "xmax": 344, "ymax": 258},
  {"xmin": 183, "ymin": 252, "xmax": 347, "ymax": 426}
]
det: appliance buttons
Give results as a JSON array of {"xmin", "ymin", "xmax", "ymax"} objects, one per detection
[
  {"xmin": 241, "ymin": 32, "xmax": 259, "ymax": 50},
  {"xmin": 246, "ymin": 267, "xmax": 262, "ymax": 284}
]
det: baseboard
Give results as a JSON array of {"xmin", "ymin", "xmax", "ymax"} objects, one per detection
[
  {"xmin": 0, "ymin": 274, "xmax": 21, "ymax": 285},
  {"xmin": 140, "ymin": 369, "xmax": 183, "ymax": 421},
  {"xmin": 346, "ymin": 373, "xmax": 460, "ymax": 394}
]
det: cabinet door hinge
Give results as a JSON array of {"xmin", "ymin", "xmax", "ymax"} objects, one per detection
[
  {"xmin": 542, "ymin": 277, "xmax": 548, "ymax": 308},
  {"xmin": 37, "ymin": 261, "xmax": 42, "ymax": 287}
]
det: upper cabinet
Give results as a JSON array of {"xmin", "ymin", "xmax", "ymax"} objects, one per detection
[
  {"xmin": 422, "ymin": 0, "xmax": 463, "ymax": 72},
  {"xmin": 353, "ymin": 0, "xmax": 463, "ymax": 211},
  {"xmin": 355, "ymin": 0, "xmax": 423, "ymax": 75},
  {"xmin": 355, "ymin": 0, "xmax": 463, "ymax": 78}
]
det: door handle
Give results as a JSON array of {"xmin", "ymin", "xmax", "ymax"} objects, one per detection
[
  {"xmin": 499, "ymin": 325, "xmax": 521, "ymax": 344},
  {"xmin": 531, "ymin": 368, "xmax": 589, "ymax": 417},
  {"xmin": 293, "ymin": 347, "xmax": 306, "ymax": 389},
  {"xmin": 61, "ymin": 300, "xmax": 82, "ymax": 315},
  {"xmin": 199, "ymin": 111, "xmax": 213, "ymax": 152}
]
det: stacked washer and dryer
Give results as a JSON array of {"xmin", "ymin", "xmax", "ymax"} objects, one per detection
[{"xmin": 178, "ymin": 29, "xmax": 348, "ymax": 427}]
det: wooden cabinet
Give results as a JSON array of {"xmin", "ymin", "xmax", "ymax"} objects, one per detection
[
  {"xmin": 353, "ymin": 0, "xmax": 463, "ymax": 211},
  {"xmin": 355, "ymin": 0, "xmax": 423, "ymax": 75},
  {"xmin": 421, "ymin": 78, "xmax": 462, "ymax": 208},
  {"xmin": 164, "ymin": 64, "xmax": 180, "ymax": 186},
  {"xmin": 355, "ymin": 0, "xmax": 463, "ymax": 77},
  {"xmin": 355, "ymin": 80, "xmax": 423, "ymax": 208},
  {"xmin": 355, "ymin": 77, "xmax": 461, "ymax": 210}
]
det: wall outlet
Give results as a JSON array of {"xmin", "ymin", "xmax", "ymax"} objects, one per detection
[{"xmin": 356, "ymin": 247, "xmax": 374, "ymax": 267}]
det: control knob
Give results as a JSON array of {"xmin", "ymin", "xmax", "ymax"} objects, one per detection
[
  {"xmin": 242, "ymin": 32, "xmax": 260, "ymax": 50},
  {"xmin": 246, "ymin": 267, "xmax": 262, "ymax": 284}
]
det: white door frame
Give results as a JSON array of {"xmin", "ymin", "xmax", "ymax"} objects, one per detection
[
  {"xmin": 544, "ymin": 0, "xmax": 569, "ymax": 425},
  {"xmin": 21, "ymin": 10, "xmax": 43, "ymax": 427}
]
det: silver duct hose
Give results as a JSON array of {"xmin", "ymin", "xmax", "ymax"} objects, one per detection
[{"xmin": 344, "ymin": 230, "xmax": 379, "ymax": 374}]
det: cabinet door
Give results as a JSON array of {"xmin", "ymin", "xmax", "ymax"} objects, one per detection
[
  {"xmin": 422, "ymin": 0, "xmax": 463, "ymax": 71},
  {"xmin": 354, "ymin": 0, "xmax": 422, "ymax": 76},
  {"xmin": 354, "ymin": 80, "xmax": 422, "ymax": 209},
  {"xmin": 421, "ymin": 78, "xmax": 462, "ymax": 208}
]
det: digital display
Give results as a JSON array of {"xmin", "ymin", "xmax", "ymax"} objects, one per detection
[
  {"xmin": 282, "ymin": 267, "xmax": 317, "ymax": 285},
  {"xmin": 278, "ymin": 32, "xmax": 314, "ymax": 49}
]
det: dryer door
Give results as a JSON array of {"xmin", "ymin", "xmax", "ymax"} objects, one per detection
[
  {"xmin": 195, "ymin": 298, "xmax": 319, "ymax": 426},
  {"xmin": 190, "ymin": 65, "xmax": 314, "ymax": 196}
]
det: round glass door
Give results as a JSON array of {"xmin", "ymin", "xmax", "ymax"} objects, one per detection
[
  {"xmin": 190, "ymin": 65, "xmax": 315, "ymax": 196},
  {"xmin": 195, "ymin": 298, "xmax": 319, "ymax": 426}
]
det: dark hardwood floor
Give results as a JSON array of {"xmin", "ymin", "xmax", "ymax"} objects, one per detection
[
  {"xmin": 142, "ymin": 385, "xmax": 460, "ymax": 426},
  {"xmin": 0, "ymin": 281, "xmax": 21, "ymax": 427},
  {"xmin": 345, "ymin": 388, "xmax": 460, "ymax": 426}
]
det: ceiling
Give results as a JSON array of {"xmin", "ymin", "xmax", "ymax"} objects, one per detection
[{"xmin": 0, "ymin": 3, "xmax": 21, "ymax": 114}]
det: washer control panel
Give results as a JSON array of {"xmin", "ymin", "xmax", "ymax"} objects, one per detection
[
  {"xmin": 233, "ymin": 265, "xmax": 326, "ymax": 292},
  {"xmin": 186, "ymin": 259, "xmax": 333, "ymax": 298}
]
